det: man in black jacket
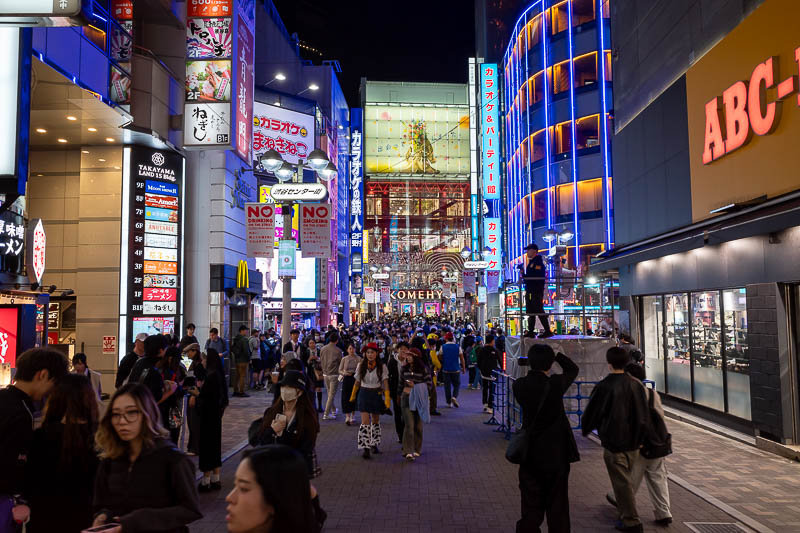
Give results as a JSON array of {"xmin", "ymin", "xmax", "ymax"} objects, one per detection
[
  {"xmin": 477, "ymin": 334, "xmax": 501, "ymax": 412},
  {"xmin": 512, "ymin": 344, "xmax": 579, "ymax": 533},
  {"xmin": 582, "ymin": 347, "xmax": 651, "ymax": 533},
  {"xmin": 115, "ymin": 332, "xmax": 147, "ymax": 388},
  {"xmin": 517, "ymin": 244, "xmax": 553, "ymax": 338},
  {"xmin": 129, "ymin": 335, "xmax": 176, "ymax": 409},
  {"xmin": 0, "ymin": 349, "xmax": 68, "ymax": 528}
]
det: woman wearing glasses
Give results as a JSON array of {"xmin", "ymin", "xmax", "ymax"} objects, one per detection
[{"xmin": 91, "ymin": 383, "xmax": 202, "ymax": 533}]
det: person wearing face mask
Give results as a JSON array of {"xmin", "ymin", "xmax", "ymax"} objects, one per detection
[
  {"xmin": 225, "ymin": 445, "xmax": 319, "ymax": 533},
  {"xmin": 249, "ymin": 371, "xmax": 321, "ymax": 480}
]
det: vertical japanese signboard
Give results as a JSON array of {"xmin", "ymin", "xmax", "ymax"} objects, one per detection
[
  {"xmin": 245, "ymin": 203, "xmax": 275, "ymax": 258},
  {"xmin": 121, "ymin": 146, "xmax": 184, "ymax": 357},
  {"xmin": 300, "ymin": 203, "xmax": 332, "ymax": 259},
  {"xmin": 483, "ymin": 217, "xmax": 501, "ymax": 273},
  {"xmin": 349, "ymin": 108, "xmax": 364, "ymax": 295},
  {"xmin": 480, "ymin": 64, "xmax": 500, "ymax": 200},
  {"xmin": 184, "ymin": 0, "xmax": 253, "ymax": 160}
]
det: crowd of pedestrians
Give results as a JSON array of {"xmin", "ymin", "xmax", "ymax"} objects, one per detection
[{"xmin": 0, "ymin": 313, "xmax": 673, "ymax": 533}]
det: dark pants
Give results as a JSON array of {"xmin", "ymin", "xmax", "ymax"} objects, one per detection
[
  {"xmin": 468, "ymin": 366, "xmax": 477, "ymax": 385},
  {"xmin": 525, "ymin": 288, "xmax": 551, "ymax": 334},
  {"xmin": 482, "ymin": 377, "xmax": 495, "ymax": 408},
  {"xmin": 392, "ymin": 394, "xmax": 404, "ymax": 441},
  {"xmin": 429, "ymin": 379, "xmax": 438, "ymax": 412},
  {"xmin": 517, "ymin": 464, "xmax": 571, "ymax": 533},
  {"xmin": 442, "ymin": 371, "xmax": 461, "ymax": 404}
]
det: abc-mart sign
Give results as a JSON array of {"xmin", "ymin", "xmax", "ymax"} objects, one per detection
[{"xmin": 703, "ymin": 49, "xmax": 799, "ymax": 164}]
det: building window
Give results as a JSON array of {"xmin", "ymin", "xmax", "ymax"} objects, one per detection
[
  {"xmin": 602, "ymin": 0, "xmax": 610, "ymax": 19},
  {"xmin": 723, "ymin": 288, "xmax": 751, "ymax": 420},
  {"xmin": 531, "ymin": 129, "xmax": 546, "ymax": 163},
  {"xmin": 691, "ymin": 291, "xmax": 724, "ymax": 411},
  {"xmin": 572, "ymin": 0, "xmax": 596, "ymax": 26},
  {"xmin": 665, "ymin": 293, "xmax": 691, "ymax": 400},
  {"xmin": 552, "ymin": 61, "xmax": 570, "ymax": 95},
  {"xmin": 576, "ymin": 179, "xmax": 603, "ymax": 215},
  {"xmin": 604, "ymin": 51, "xmax": 613, "ymax": 82},
  {"xmin": 550, "ymin": 2, "xmax": 569, "ymax": 35},
  {"xmin": 527, "ymin": 13, "xmax": 543, "ymax": 48},
  {"xmin": 574, "ymin": 52, "xmax": 597, "ymax": 88},
  {"xmin": 557, "ymin": 184, "xmax": 574, "ymax": 215},
  {"xmin": 642, "ymin": 295, "xmax": 666, "ymax": 392},
  {"xmin": 533, "ymin": 189, "xmax": 549, "ymax": 223},
  {"xmin": 554, "ymin": 121, "xmax": 571, "ymax": 155},
  {"xmin": 576, "ymin": 115, "xmax": 600, "ymax": 149}
]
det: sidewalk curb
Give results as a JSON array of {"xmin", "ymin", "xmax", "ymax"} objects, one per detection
[
  {"xmin": 194, "ymin": 439, "xmax": 250, "ymax": 481},
  {"xmin": 585, "ymin": 433, "xmax": 774, "ymax": 533}
]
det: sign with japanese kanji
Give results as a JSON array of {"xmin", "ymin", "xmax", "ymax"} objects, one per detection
[
  {"xmin": 299, "ymin": 203, "xmax": 331, "ymax": 259},
  {"xmin": 270, "ymin": 183, "xmax": 327, "ymax": 202},
  {"xmin": 234, "ymin": 16, "xmax": 253, "ymax": 164},
  {"xmin": 25, "ymin": 218, "xmax": 46, "ymax": 284},
  {"xmin": 483, "ymin": 217, "xmax": 501, "ymax": 272},
  {"xmin": 102, "ymin": 336, "xmax": 117, "ymax": 355},
  {"xmin": 462, "ymin": 271, "xmax": 476, "ymax": 294},
  {"xmin": 245, "ymin": 203, "xmax": 275, "ymax": 258},
  {"xmin": 187, "ymin": 0, "xmax": 231, "ymax": 17},
  {"xmin": 184, "ymin": 102, "xmax": 231, "ymax": 146},
  {"xmin": 0, "ymin": 308, "xmax": 18, "ymax": 368},
  {"xmin": 486, "ymin": 270, "xmax": 500, "ymax": 293},
  {"xmin": 480, "ymin": 63, "xmax": 500, "ymax": 200},
  {"xmin": 187, "ymin": 18, "xmax": 232, "ymax": 59},
  {"xmin": 349, "ymin": 108, "xmax": 364, "ymax": 287},
  {"xmin": 252, "ymin": 102, "xmax": 315, "ymax": 170}
]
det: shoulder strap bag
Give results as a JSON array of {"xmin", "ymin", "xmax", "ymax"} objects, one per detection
[
  {"xmin": 505, "ymin": 380, "xmax": 550, "ymax": 464},
  {"xmin": 641, "ymin": 388, "xmax": 673, "ymax": 459}
]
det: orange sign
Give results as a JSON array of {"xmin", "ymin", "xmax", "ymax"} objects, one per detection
[
  {"xmin": 187, "ymin": 0, "xmax": 232, "ymax": 17},
  {"xmin": 144, "ymin": 261, "xmax": 178, "ymax": 275},
  {"xmin": 703, "ymin": 51, "xmax": 799, "ymax": 164}
]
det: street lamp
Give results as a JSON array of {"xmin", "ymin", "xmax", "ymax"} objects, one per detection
[
  {"xmin": 370, "ymin": 266, "xmax": 378, "ymax": 273},
  {"xmin": 481, "ymin": 246, "xmax": 492, "ymax": 257},
  {"xmin": 263, "ymin": 150, "xmax": 337, "ymax": 346},
  {"xmin": 263, "ymin": 73, "xmax": 286, "ymax": 87},
  {"xmin": 558, "ymin": 229, "xmax": 574, "ymax": 243},
  {"xmin": 542, "ymin": 229, "xmax": 558, "ymax": 244},
  {"xmin": 460, "ymin": 246, "xmax": 472, "ymax": 259},
  {"xmin": 382, "ymin": 266, "xmax": 391, "ymax": 272},
  {"xmin": 297, "ymin": 83, "xmax": 319, "ymax": 96}
]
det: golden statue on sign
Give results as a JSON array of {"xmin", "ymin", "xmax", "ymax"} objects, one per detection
[{"xmin": 403, "ymin": 120, "xmax": 439, "ymax": 174}]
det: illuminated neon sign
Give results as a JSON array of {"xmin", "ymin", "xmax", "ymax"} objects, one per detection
[
  {"xmin": 703, "ymin": 50, "xmax": 799, "ymax": 164},
  {"xmin": 480, "ymin": 64, "xmax": 501, "ymax": 200}
]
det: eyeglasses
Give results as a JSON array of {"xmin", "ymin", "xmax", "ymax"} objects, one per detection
[{"xmin": 111, "ymin": 409, "xmax": 141, "ymax": 423}]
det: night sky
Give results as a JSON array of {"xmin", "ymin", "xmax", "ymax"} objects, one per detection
[{"xmin": 272, "ymin": 0, "xmax": 476, "ymax": 107}]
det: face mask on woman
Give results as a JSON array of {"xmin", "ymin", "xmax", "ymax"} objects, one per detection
[{"xmin": 280, "ymin": 387, "xmax": 301, "ymax": 403}]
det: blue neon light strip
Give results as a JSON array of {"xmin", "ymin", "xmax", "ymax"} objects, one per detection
[
  {"xmin": 541, "ymin": 4, "xmax": 552, "ymax": 236},
  {"xmin": 597, "ymin": 1, "xmax": 613, "ymax": 249},
  {"xmin": 523, "ymin": 12, "xmax": 532, "ymax": 249},
  {"xmin": 567, "ymin": 0, "xmax": 580, "ymax": 267}
]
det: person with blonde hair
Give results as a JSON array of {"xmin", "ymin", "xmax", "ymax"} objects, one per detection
[{"xmin": 91, "ymin": 383, "xmax": 202, "ymax": 533}]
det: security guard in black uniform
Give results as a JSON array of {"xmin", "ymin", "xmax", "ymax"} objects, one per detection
[{"xmin": 517, "ymin": 244, "xmax": 553, "ymax": 338}]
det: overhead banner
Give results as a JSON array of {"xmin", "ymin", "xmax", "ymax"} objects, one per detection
[
  {"xmin": 233, "ymin": 11, "xmax": 253, "ymax": 163},
  {"xmin": 462, "ymin": 271, "xmax": 476, "ymax": 294},
  {"xmin": 122, "ymin": 146, "xmax": 184, "ymax": 360},
  {"xmin": 245, "ymin": 202, "xmax": 275, "ymax": 258},
  {"xmin": 380, "ymin": 286, "xmax": 390, "ymax": 303},
  {"xmin": 364, "ymin": 104, "xmax": 470, "ymax": 176},
  {"xmin": 486, "ymin": 270, "xmax": 500, "ymax": 293},
  {"xmin": 480, "ymin": 63, "xmax": 501, "ymax": 200},
  {"xmin": 299, "ymin": 203, "xmax": 331, "ymax": 259},
  {"xmin": 253, "ymin": 102, "xmax": 315, "ymax": 170}
]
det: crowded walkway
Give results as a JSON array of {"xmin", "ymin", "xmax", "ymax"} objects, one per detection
[{"xmin": 192, "ymin": 386, "xmax": 779, "ymax": 533}]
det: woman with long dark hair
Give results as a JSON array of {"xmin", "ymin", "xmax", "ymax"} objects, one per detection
[
  {"xmin": 303, "ymin": 338, "xmax": 324, "ymax": 412},
  {"xmin": 399, "ymin": 347, "xmax": 432, "ymax": 461},
  {"xmin": 338, "ymin": 343, "xmax": 360, "ymax": 425},
  {"xmin": 348, "ymin": 343, "xmax": 390, "ymax": 459},
  {"xmin": 158, "ymin": 346, "xmax": 186, "ymax": 443},
  {"xmin": 25, "ymin": 374, "xmax": 99, "ymax": 532},
  {"xmin": 183, "ymin": 343, "xmax": 205, "ymax": 455},
  {"xmin": 225, "ymin": 445, "xmax": 318, "ymax": 533},
  {"xmin": 191, "ymin": 348, "xmax": 228, "ymax": 492},
  {"xmin": 92, "ymin": 383, "xmax": 201, "ymax": 532}
]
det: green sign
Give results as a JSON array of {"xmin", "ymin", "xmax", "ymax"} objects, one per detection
[{"xmin": 278, "ymin": 239, "xmax": 296, "ymax": 278}]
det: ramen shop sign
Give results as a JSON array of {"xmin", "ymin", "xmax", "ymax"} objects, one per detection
[{"xmin": 703, "ymin": 50, "xmax": 799, "ymax": 164}]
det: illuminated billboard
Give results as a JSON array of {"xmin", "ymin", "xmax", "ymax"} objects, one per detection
[
  {"xmin": 364, "ymin": 105, "xmax": 469, "ymax": 177},
  {"xmin": 253, "ymin": 102, "xmax": 315, "ymax": 169}
]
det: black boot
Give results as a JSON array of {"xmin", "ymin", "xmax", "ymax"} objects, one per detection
[
  {"xmin": 362, "ymin": 448, "xmax": 371, "ymax": 459},
  {"xmin": 311, "ymin": 495, "xmax": 327, "ymax": 530}
]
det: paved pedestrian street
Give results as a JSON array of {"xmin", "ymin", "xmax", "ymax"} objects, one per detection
[{"xmin": 189, "ymin": 385, "xmax": 785, "ymax": 533}]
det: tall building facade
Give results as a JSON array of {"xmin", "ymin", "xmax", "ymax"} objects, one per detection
[
  {"xmin": 503, "ymin": 0, "xmax": 612, "ymax": 275},
  {"xmin": 361, "ymin": 80, "xmax": 471, "ymax": 316}
]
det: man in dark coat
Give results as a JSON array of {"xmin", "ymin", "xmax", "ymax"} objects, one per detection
[
  {"xmin": 512, "ymin": 344, "xmax": 579, "ymax": 533},
  {"xmin": 517, "ymin": 244, "xmax": 553, "ymax": 337}
]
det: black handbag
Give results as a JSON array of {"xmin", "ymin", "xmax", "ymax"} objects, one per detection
[
  {"xmin": 505, "ymin": 381, "xmax": 550, "ymax": 464},
  {"xmin": 641, "ymin": 388, "xmax": 673, "ymax": 459}
]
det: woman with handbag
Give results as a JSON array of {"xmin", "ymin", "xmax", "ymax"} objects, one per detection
[
  {"xmin": 192, "ymin": 349, "xmax": 228, "ymax": 492},
  {"xmin": 338, "ymin": 343, "xmax": 360, "ymax": 425},
  {"xmin": 349, "ymin": 343, "xmax": 390, "ymax": 459},
  {"xmin": 158, "ymin": 347, "xmax": 186, "ymax": 444},
  {"xmin": 304, "ymin": 338, "xmax": 325, "ymax": 412}
]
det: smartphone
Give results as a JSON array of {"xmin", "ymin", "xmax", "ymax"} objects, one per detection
[
  {"xmin": 83, "ymin": 524, "xmax": 122, "ymax": 532},
  {"xmin": 275, "ymin": 413, "xmax": 287, "ymax": 422}
]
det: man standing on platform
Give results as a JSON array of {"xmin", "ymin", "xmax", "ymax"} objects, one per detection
[{"xmin": 517, "ymin": 244, "xmax": 553, "ymax": 338}]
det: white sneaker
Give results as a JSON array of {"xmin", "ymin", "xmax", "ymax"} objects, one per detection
[
  {"xmin": 451, "ymin": 398, "xmax": 459, "ymax": 408},
  {"xmin": 482, "ymin": 404, "xmax": 488, "ymax": 412},
  {"xmin": 412, "ymin": 452, "xmax": 420, "ymax": 457},
  {"xmin": 486, "ymin": 408, "xmax": 493, "ymax": 414}
]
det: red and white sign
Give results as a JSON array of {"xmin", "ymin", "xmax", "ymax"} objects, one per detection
[
  {"xmin": 380, "ymin": 286, "xmax": 390, "ymax": 303},
  {"xmin": 145, "ymin": 193, "xmax": 179, "ymax": 209},
  {"xmin": 0, "ymin": 308, "xmax": 19, "ymax": 368},
  {"xmin": 245, "ymin": 203, "xmax": 275, "ymax": 258},
  {"xmin": 364, "ymin": 286, "xmax": 375, "ymax": 304},
  {"xmin": 102, "ymin": 335, "xmax": 117, "ymax": 355},
  {"xmin": 703, "ymin": 50, "xmax": 800, "ymax": 164},
  {"xmin": 26, "ymin": 219, "xmax": 46, "ymax": 285},
  {"xmin": 299, "ymin": 203, "xmax": 331, "ymax": 259},
  {"xmin": 188, "ymin": 0, "xmax": 231, "ymax": 17},
  {"xmin": 144, "ymin": 288, "xmax": 177, "ymax": 302},
  {"xmin": 145, "ymin": 220, "xmax": 178, "ymax": 236},
  {"xmin": 253, "ymin": 102, "xmax": 315, "ymax": 169}
]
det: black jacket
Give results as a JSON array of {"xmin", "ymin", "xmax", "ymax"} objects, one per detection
[
  {"xmin": 283, "ymin": 340, "xmax": 300, "ymax": 355},
  {"xmin": 94, "ymin": 438, "xmax": 202, "ymax": 533},
  {"xmin": 128, "ymin": 355, "xmax": 164, "ymax": 404},
  {"xmin": 512, "ymin": 353, "xmax": 580, "ymax": 470},
  {"xmin": 581, "ymin": 373, "xmax": 651, "ymax": 453},
  {"xmin": 477, "ymin": 345, "xmax": 501, "ymax": 378},
  {"xmin": 518, "ymin": 256, "xmax": 545, "ymax": 292},
  {"xmin": 0, "ymin": 385, "xmax": 34, "ymax": 495},
  {"xmin": 25, "ymin": 423, "xmax": 99, "ymax": 533},
  {"xmin": 116, "ymin": 351, "xmax": 141, "ymax": 388}
]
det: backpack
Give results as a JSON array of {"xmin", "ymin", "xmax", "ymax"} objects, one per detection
[{"xmin": 641, "ymin": 388, "xmax": 672, "ymax": 459}]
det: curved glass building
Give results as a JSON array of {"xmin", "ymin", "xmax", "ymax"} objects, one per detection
[{"xmin": 503, "ymin": 0, "xmax": 612, "ymax": 276}]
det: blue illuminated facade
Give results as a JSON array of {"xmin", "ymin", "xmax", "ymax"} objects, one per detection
[{"xmin": 503, "ymin": 0, "xmax": 613, "ymax": 280}]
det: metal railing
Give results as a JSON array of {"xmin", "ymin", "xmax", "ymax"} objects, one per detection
[{"xmin": 487, "ymin": 370, "xmax": 654, "ymax": 440}]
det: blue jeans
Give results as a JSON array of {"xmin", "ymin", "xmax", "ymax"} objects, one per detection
[{"xmin": 443, "ymin": 371, "xmax": 461, "ymax": 404}]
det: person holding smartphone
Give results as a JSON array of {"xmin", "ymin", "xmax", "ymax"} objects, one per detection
[
  {"xmin": 399, "ymin": 347, "xmax": 431, "ymax": 461},
  {"xmin": 91, "ymin": 383, "xmax": 201, "ymax": 533}
]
